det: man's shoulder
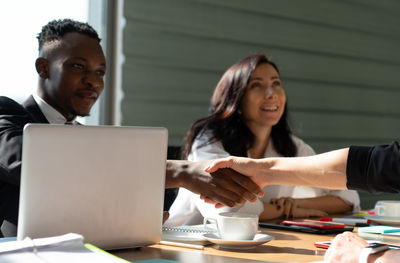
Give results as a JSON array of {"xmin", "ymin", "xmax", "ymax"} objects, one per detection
[
  {"xmin": 0, "ymin": 96, "xmax": 48, "ymax": 125},
  {"xmin": 0, "ymin": 96, "xmax": 36, "ymax": 128},
  {"xmin": 0, "ymin": 96, "xmax": 26, "ymax": 114}
]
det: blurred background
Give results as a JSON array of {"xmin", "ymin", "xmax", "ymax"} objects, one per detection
[{"xmin": 2, "ymin": 0, "xmax": 400, "ymax": 208}]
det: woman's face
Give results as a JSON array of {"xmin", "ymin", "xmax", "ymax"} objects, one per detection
[{"xmin": 241, "ymin": 63, "xmax": 286, "ymax": 130}]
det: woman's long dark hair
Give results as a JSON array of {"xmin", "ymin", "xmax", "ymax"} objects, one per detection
[{"xmin": 182, "ymin": 54, "xmax": 297, "ymax": 159}]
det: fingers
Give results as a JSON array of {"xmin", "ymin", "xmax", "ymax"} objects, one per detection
[
  {"xmin": 214, "ymin": 203, "xmax": 225, "ymax": 209},
  {"xmin": 200, "ymin": 194, "xmax": 212, "ymax": 203},
  {"xmin": 283, "ymin": 198, "xmax": 295, "ymax": 218},
  {"xmin": 222, "ymin": 168, "xmax": 264, "ymax": 198},
  {"xmin": 203, "ymin": 189, "xmax": 241, "ymax": 207},
  {"xmin": 213, "ymin": 168, "xmax": 263, "ymax": 201},
  {"xmin": 270, "ymin": 197, "xmax": 295, "ymax": 218},
  {"xmin": 200, "ymin": 195, "xmax": 222, "ymax": 205},
  {"xmin": 200, "ymin": 195, "xmax": 226, "ymax": 208},
  {"xmin": 204, "ymin": 157, "xmax": 233, "ymax": 173},
  {"xmin": 275, "ymin": 198, "xmax": 286, "ymax": 215},
  {"xmin": 270, "ymin": 198, "xmax": 278, "ymax": 204},
  {"xmin": 184, "ymin": 164, "xmax": 242, "ymax": 207},
  {"xmin": 197, "ymin": 162, "xmax": 264, "ymax": 207},
  {"xmin": 162, "ymin": 211, "xmax": 169, "ymax": 224},
  {"xmin": 198, "ymin": 175, "xmax": 244, "ymax": 207},
  {"xmin": 206, "ymin": 170, "xmax": 248, "ymax": 205},
  {"xmin": 209, "ymin": 171, "xmax": 257, "ymax": 205}
]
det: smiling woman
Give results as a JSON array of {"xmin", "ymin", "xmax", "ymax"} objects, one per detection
[
  {"xmin": 241, "ymin": 63, "xmax": 287, "ymax": 159},
  {"xmin": 182, "ymin": 54, "xmax": 296, "ymax": 161},
  {"xmin": 164, "ymin": 54, "xmax": 360, "ymax": 227}
]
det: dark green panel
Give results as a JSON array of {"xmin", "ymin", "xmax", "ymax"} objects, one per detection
[
  {"xmin": 284, "ymin": 80, "xmax": 400, "ymax": 116},
  {"xmin": 121, "ymin": 0, "xmax": 400, "ymax": 149},
  {"xmin": 300, "ymin": 138, "xmax": 396, "ymax": 155},
  {"xmin": 291, "ymin": 111, "xmax": 400, "ymax": 139},
  {"xmin": 123, "ymin": 23, "xmax": 400, "ymax": 90},
  {"xmin": 124, "ymin": 0, "xmax": 400, "ymax": 64},
  {"xmin": 122, "ymin": 61, "xmax": 219, "ymax": 97}
]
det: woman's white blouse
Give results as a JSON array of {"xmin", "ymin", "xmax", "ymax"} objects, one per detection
[{"xmin": 164, "ymin": 132, "xmax": 360, "ymax": 227}]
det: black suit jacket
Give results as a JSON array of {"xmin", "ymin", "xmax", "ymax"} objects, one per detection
[{"xmin": 0, "ymin": 95, "xmax": 49, "ymax": 236}]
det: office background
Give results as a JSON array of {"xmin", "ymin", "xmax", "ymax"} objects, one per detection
[{"xmin": 3, "ymin": 0, "xmax": 398, "ymax": 209}]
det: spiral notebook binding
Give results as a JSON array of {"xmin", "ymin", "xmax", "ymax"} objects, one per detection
[{"xmin": 162, "ymin": 225, "xmax": 216, "ymax": 234}]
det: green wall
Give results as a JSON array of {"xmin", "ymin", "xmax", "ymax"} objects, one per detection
[{"xmin": 121, "ymin": 0, "xmax": 400, "ymax": 208}]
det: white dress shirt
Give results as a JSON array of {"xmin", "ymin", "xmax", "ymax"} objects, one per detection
[
  {"xmin": 164, "ymin": 131, "xmax": 360, "ymax": 226},
  {"xmin": 32, "ymin": 94, "xmax": 77, "ymax": 124}
]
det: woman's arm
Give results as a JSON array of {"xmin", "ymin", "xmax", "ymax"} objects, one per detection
[
  {"xmin": 269, "ymin": 195, "xmax": 352, "ymax": 219},
  {"xmin": 259, "ymin": 199, "xmax": 325, "ymax": 221},
  {"xmin": 259, "ymin": 201, "xmax": 285, "ymax": 221},
  {"xmin": 260, "ymin": 195, "xmax": 351, "ymax": 221},
  {"xmin": 205, "ymin": 148, "xmax": 350, "ymax": 190},
  {"xmin": 292, "ymin": 195, "xmax": 352, "ymax": 214}
]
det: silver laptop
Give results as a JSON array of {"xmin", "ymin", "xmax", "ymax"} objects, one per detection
[{"xmin": 18, "ymin": 124, "xmax": 168, "ymax": 249}]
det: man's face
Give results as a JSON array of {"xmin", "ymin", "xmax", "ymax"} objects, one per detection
[{"xmin": 37, "ymin": 32, "xmax": 106, "ymax": 120}]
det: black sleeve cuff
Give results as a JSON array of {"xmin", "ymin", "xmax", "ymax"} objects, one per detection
[
  {"xmin": 347, "ymin": 142, "xmax": 400, "ymax": 193},
  {"xmin": 346, "ymin": 145, "xmax": 373, "ymax": 192}
]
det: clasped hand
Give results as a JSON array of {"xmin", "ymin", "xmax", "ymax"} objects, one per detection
[
  {"xmin": 182, "ymin": 161, "xmax": 264, "ymax": 208},
  {"xmin": 270, "ymin": 197, "xmax": 328, "ymax": 218}
]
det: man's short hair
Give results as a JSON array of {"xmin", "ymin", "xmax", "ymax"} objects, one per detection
[{"xmin": 37, "ymin": 19, "xmax": 100, "ymax": 51}]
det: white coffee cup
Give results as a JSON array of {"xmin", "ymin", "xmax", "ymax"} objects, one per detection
[
  {"xmin": 374, "ymin": 200, "xmax": 400, "ymax": 217},
  {"xmin": 203, "ymin": 212, "xmax": 259, "ymax": 240}
]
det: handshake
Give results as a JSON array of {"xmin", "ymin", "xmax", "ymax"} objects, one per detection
[{"xmin": 167, "ymin": 159, "xmax": 264, "ymax": 209}]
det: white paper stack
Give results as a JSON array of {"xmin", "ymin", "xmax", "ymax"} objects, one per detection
[{"xmin": 0, "ymin": 233, "xmax": 128, "ymax": 263}]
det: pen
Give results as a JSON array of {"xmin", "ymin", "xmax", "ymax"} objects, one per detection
[
  {"xmin": 159, "ymin": 240, "xmax": 204, "ymax": 250},
  {"xmin": 320, "ymin": 217, "xmax": 371, "ymax": 226}
]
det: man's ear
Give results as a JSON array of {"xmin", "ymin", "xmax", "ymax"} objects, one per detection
[{"xmin": 35, "ymin": 58, "xmax": 49, "ymax": 79}]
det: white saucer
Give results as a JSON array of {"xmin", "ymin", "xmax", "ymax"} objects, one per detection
[
  {"xmin": 367, "ymin": 215, "xmax": 400, "ymax": 226},
  {"xmin": 202, "ymin": 233, "xmax": 274, "ymax": 249}
]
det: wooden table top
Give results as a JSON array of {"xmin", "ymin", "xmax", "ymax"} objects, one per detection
[
  {"xmin": 113, "ymin": 227, "xmax": 335, "ymax": 263},
  {"xmin": 113, "ymin": 225, "xmax": 400, "ymax": 263}
]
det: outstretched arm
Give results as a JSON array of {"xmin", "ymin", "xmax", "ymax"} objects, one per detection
[
  {"xmin": 165, "ymin": 160, "xmax": 264, "ymax": 207},
  {"xmin": 205, "ymin": 148, "xmax": 349, "ymax": 190}
]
